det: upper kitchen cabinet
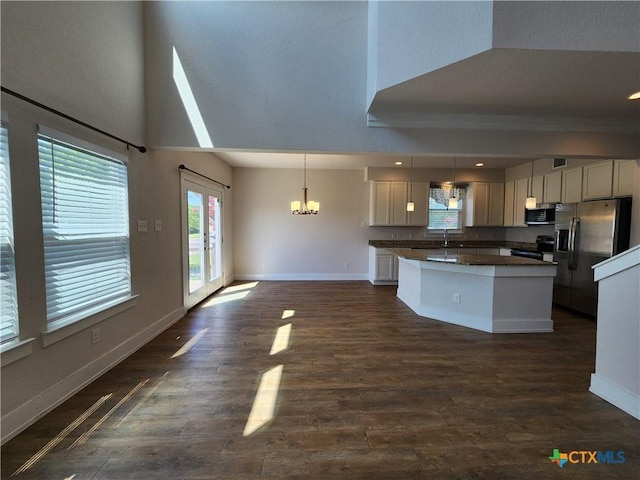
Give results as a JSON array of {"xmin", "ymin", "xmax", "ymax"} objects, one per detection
[
  {"xmin": 407, "ymin": 181, "xmax": 429, "ymax": 226},
  {"xmin": 369, "ymin": 181, "xmax": 427, "ymax": 226},
  {"xmin": 582, "ymin": 160, "xmax": 613, "ymax": 200},
  {"xmin": 503, "ymin": 179, "xmax": 527, "ymax": 227},
  {"xmin": 465, "ymin": 182, "xmax": 504, "ymax": 226},
  {"xmin": 612, "ymin": 160, "xmax": 636, "ymax": 197},
  {"xmin": 543, "ymin": 171, "xmax": 562, "ymax": 204},
  {"xmin": 503, "ymin": 181, "xmax": 515, "ymax": 226},
  {"xmin": 532, "ymin": 176, "xmax": 544, "ymax": 205},
  {"xmin": 513, "ymin": 178, "xmax": 529, "ymax": 226},
  {"xmin": 561, "ymin": 167, "xmax": 583, "ymax": 203}
]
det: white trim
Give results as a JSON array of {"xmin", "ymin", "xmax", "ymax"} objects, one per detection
[
  {"xmin": 1, "ymin": 338, "xmax": 36, "ymax": 367},
  {"xmin": 1, "ymin": 306, "xmax": 186, "ymax": 445},
  {"xmin": 42, "ymin": 295, "xmax": 139, "ymax": 348},
  {"xmin": 235, "ymin": 273, "xmax": 369, "ymax": 281},
  {"xmin": 590, "ymin": 373, "xmax": 640, "ymax": 420},
  {"xmin": 593, "ymin": 244, "xmax": 640, "ymax": 281},
  {"xmin": 367, "ymin": 112, "xmax": 639, "ymax": 134},
  {"xmin": 37, "ymin": 124, "xmax": 129, "ymax": 164}
]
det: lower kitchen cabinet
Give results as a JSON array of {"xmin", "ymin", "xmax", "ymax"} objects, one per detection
[{"xmin": 368, "ymin": 247, "xmax": 399, "ymax": 285}]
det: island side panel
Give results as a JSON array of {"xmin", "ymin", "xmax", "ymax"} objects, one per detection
[
  {"xmin": 491, "ymin": 268, "xmax": 555, "ymax": 333},
  {"xmin": 397, "ymin": 258, "xmax": 495, "ymax": 333},
  {"xmin": 397, "ymin": 257, "xmax": 556, "ymax": 334}
]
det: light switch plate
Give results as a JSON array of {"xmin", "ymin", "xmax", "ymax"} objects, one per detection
[{"xmin": 138, "ymin": 220, "xmax": 148, "ymax": 232}]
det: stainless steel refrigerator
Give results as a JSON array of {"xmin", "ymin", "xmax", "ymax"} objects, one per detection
[{"xmin": 554, "ymin": 198, "xmax": 632, "ymax": 316}]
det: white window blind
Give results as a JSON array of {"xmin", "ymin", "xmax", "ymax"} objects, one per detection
[
  {"xmin": 38, "ymin": 132, "xmax": 131, "ymax": 325},
  {"xmin": 1, "ymin": 121, "xmax": 19, "ymax": 343}
]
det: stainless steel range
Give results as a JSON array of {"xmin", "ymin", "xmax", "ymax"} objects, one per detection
[{"xmin": 510, "ymin": 235, "xmax": 555, "ymax": 261}]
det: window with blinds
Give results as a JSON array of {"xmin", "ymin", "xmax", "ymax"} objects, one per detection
[
  {"xmin": 1, "ymin": 121, "xmax": 19, "ymax": 344},
  {"xmin": 428, "ymin": 184, "xmax": 466, "ymax": 230},
  {"xmin": 38, "ymin": 132, "xmax": 131, "ymax": 326}
]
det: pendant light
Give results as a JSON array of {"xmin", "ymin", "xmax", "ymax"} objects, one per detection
[
  {"xmin": 406, "ymin": 157, "xmax": 415, "ymax": 212},
  {"xmin": 291, "ymin": 154, "xmax": 319, "ymax": 215},
  {"xmin": 525, "ymin": 158, "xmax": 537, "ymax": 209},
  {"xmin": 448, "ymin": 157, "xmax": 458, "ymax": 210}
]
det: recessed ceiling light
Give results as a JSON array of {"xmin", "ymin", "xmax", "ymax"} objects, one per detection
[
  {"xmin": 475, "ymin": 162, "xmax": 485, "ymax": 167},
  {"xmin": 395, "ymin": 161, "xmax": 403, "ymax": 165},
  {"xmin": 629, "ymin": 91, "xmax": 640, "ymax": 100}
]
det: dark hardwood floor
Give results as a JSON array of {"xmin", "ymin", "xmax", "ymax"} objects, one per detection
[{"xmin": 2, "ymin": 281, "xmax": 638, "ymax": 479}]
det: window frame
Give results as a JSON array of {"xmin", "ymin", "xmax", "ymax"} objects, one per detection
[
  {"xmin": 426, "ymin": 183, "xmax": 467, "ymax": 234},
  {"xmin": 37, "ymin": 125, "xmax": 135, "ymax": 342},
  {"xmin": 0, "ymin": 117, "xmax": 20, "ymax": 346}
]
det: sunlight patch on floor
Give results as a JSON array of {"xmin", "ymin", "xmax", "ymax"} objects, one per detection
[
  {"xmin": 243, "ymin": 364, "xmax": 284, "ymax": 437},
  {"xmin": 203, "ymin": 290, "xmax": 249, "ymax": 307},
  {"xmin": 171, "ymin": 328, "xmax": 209, "ymax": 358},
  {"xmin": 270, "ymin": 323, "xmax": 292, "ymax": 356},
  {"xmin": 281, "ymin": 309, "xmax": 295, "ymax": 319},
  {"xmin": 222, "ymin": 282, "xmax": 259, "ymax": 294},
  {"xmin": 68, "ymin": 380, "xmax": 149, "ymax": 449},
  {"xmin": 12, "ymin": 394, "xmax": 112, "ymax": 475}
]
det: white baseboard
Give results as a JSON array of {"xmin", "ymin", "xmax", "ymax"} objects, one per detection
[
  {"xmin": 1, "ymin": 307, "xmax": 186, "ymax": 445},
  {"xmin": 235, "ymin": 273, "xmax": 369, "ymax": 281},
  {"xmin": 590, "ymin": 373, "xmax": 640, "ymax": 420}
]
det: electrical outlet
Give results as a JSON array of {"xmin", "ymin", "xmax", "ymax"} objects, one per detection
[
  {"xmin": 91, "ymin": 327, "xmax": 100, "ymax": 345},
  {"xmin": 344, "ymin": 262, "xmax": 349, "ymax": 269},
  {"xmin": 452, "ymin": 293, "xmax": 461, "ymax": 303},
  {"xmin": 155, "ymin": 219, "xmax": 162, "ymax": 231}
]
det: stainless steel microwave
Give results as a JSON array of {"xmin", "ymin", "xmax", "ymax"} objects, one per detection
[{"xmin": 525, "ymin": 204, "xmax": 556, "ymax": 225}]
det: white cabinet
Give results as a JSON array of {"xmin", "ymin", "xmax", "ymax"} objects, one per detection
[
  {"xmin": 368, "ymin": 247, "xmax": 399, "ymax": 285},
  {"xmin": 543, "ymin": 171, "xmax": 562, "ymax": 203},
  {"xmin": 369, "ymin": 181, "xmax": 427, "ymax": 226},
  {"xmin": 513, "ymin": 178, "xmax": 529, "ymax": 226},
  {"xmin": 612, "ymin": 160, "xmax": 636, "ymax": 197},
  {"xmin": 562, "ymin": 167, "xmax": 583, "ymax": 203},
  {"xmin": 504, "ymin": 179, "xmax": 528, "ymax": 226},
  {"xmin": 407, "ymin": 182, "xmax": 429, "ymax": 226},
  {"xmin": 488, "ymin": 183, "xmax": 505, "ymax": 226},
  {"xmin": 465, "ymin": 182, "xmax": 504, "ymax": 227},
  {"xmin": 582, "ymin": 161, "xmax": 613, "ymax": 200},
  {"xmin": 466, "ymin": 182, "xmax": 505, "ymax": 227},
  {"xmin": 503, "ymin": 181, "xmax": 515, "ymax": 226},
  {"xmin": 389, "ymin": 181, "xmax": 408, "ymax": 225},
  {"xmin": 532, "ymin": 175, "xmax": 544, "ymax": 205}
]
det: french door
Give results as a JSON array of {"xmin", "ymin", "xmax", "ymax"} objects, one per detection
[{"xmin": 181, "ymin": 175, "xmax": 224, "ymax": 308}]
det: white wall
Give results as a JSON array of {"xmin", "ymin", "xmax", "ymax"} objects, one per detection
[
  {"xmin": 0, "ymin": 1, "xmax": 232, "ymax": 444},
  {"xmin": 493, "ymin": 1, "xmax": 640, "ymax": 52},
  {"xmin": 1, "ymin": 1, "xmax": 146, "ymax": 144},
  {"xmin": 233, "ymin": 168, "xmax": 370, "ymax": 280},
  {"xmin": 368, "ymin": 1, "xmax": 493, "ymax": 105},
  {"xmin": 143, "ymin": 1, "xmax": 636, "ymax": 159}
]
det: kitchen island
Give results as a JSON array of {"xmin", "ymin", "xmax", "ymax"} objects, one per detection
[{"xmin": 392, "ymin": 248, "xmax": 557, "ymax": 333}]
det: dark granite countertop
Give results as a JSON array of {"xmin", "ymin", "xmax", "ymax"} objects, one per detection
[
  {"xmin": 368, "ymin": 239, "xmax": 537, "ymax": 250},
  {"xmin": 389, "ymin": 248, "xmax": 555, "ymax": 266}
]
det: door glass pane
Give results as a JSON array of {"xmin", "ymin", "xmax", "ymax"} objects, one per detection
[
  {"xmin": 208, "ymin": 194, "xmax": 221, "ymax": 282},
  {"xmin": 187, "ymin": 190, "xmax": 204, "ymax": 293}
]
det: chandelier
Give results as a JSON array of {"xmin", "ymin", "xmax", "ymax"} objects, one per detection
[{"xmin": 291, "ymin": 154, "xmax": 319, "ymax": 215}]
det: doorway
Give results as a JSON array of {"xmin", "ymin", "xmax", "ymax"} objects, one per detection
[{"xmin": 181, "ymin": 174, "xmax": 224, "ymax": 308}]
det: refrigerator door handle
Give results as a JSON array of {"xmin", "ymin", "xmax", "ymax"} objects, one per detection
[{"xmin": 568, "ymin": 216, "xmax": 579, "ymax": 270}]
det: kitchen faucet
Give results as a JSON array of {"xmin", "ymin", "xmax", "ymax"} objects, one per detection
[{"xmin": 443, "ymin": 229, "xmax": 449, "ymax": 247}]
